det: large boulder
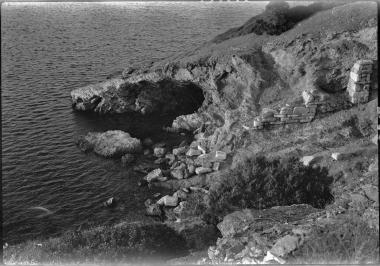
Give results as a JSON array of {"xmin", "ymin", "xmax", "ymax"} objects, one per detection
[
  {"xmin": 217, "ymin": 204, "xmax": 320, "ymax": 238},
  {"xmin": 172, "ymin": 113, "xmax": 204, "ymax": 132},
  {"xmin": 76, "ymin": 130, "xmax": 142, "ymax": 157}
]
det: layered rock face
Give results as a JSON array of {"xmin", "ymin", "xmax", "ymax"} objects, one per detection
[{"xmin": 71, "ymin": 77, "xmax": 205, "ymax": 115}]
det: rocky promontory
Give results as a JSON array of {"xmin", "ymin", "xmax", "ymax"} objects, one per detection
[{"xmin": 5, "ymin": 1, "xmax": 378, "ymax": 264}]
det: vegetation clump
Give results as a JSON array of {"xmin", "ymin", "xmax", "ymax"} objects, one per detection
[
  {"xmin": 204, "ymin": 156, "xmax": 334, "ymax": 223},
  {"xmin": 4, "ymin": 222, "xmax": 188, "ymax": 264}
]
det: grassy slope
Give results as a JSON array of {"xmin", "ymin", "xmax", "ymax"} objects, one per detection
[{"xmin": 154, "ymin": 1, "xmax": 376, "ymax": 68}]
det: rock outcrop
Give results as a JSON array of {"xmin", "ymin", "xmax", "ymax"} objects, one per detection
[
  {"xmin": 76, "ymin": 130, "xmax": 142, "ymax": 157},
  {"xmin": 70, "ymin": 2, "xmax": 377, "ymax": 154}
]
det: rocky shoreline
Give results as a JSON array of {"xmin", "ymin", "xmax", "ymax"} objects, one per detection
[{"xmin": 4, "ymin": 1, "xmax": 378, "ymax": 264}]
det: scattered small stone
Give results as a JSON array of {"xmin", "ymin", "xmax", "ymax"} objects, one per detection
[
  {"xmin": 143, "ymin": 149, "xmax": 151, "ymax": 155},
  {"xmin": 182, "ymin": 187, "xmax": 190, "ymax": 193},
  {"xmin": 103, "ymin": 197, "xmax": 116, "ymax": 207},
  {"xmin": 215, "ymin": 151, "xmax": 227, "ymax": 161},
  {"xmin": 145, "ymin": 168, "xmax": 163, "ymax": 182},
  {"xmin": 121, "ymin": 154, "xmax": 135, "ymax": 166},
  {"xmin": 157, "ymin": 195, "xmax": 178, "ymax": 207},
  {"xmin": 171, "ymin": 169, "xmax": 185, "ymax": 180},
  {"xmin": 154, "ymin": 147, "xmax": 166, "ymax": 158},
  {"xmin": 300, "ymin": 155, "xmax": 317, "ymax": 166},
  {"xmin": 187, "ymin": 164, "xmax": 195, "ymax": 175},
  {"xmin": 173, "ymin": 146, "xmax": 187, "ymax": 156},
  {"xmin": 146, "ymin": 203, "xmax": 162, "ymax": 216},
  {"xmin": 186, "ymin": 148, "xmax": 202, "ymax": 157},
  {"xmin": 195, "ymin": 167, "xmax": 212, "ymax": 175}
]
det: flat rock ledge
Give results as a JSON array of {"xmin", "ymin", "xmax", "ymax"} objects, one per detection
[{"xmin": 76, "ymin": 130, "xmax": 142, "ymax": 157}]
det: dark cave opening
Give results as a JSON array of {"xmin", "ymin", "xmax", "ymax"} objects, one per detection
[{"xmin": 74, "ymin": 79, "xmax": 205, "ymax": 147}]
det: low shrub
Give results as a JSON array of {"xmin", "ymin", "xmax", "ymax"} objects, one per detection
[
  {"xmin": 4, "ymin": 222, "xmax": 188, "ymax": 264},
  {"xmin": 204, "ymin": 155, "xmax": 334, "ymax": 223}
]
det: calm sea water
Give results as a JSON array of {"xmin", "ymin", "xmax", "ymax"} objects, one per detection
[{"xmin": 1, "ymin": 1, "xmax": 265, "ymax": 244}]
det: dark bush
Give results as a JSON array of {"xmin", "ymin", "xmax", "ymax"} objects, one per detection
[{"xmin": 204, "ymin": 155, "xmax": 334, "ymax": 223}]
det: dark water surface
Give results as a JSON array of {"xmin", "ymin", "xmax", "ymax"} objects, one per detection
[{"xmin": 1, "ymin": 1, "xmax": 264, "ymax": 244}]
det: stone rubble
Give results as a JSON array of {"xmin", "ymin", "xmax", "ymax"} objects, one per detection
[
  {"xmin": 252, "ymin": 60, "xmax": 373, "ymax": 130},
  {"xmin": 186, "ymin": 148, "xmax": 203, "ymax": 157},
  {"xmin": 145, "ymin": 168, "xmax": 163, "ymax": 182}
]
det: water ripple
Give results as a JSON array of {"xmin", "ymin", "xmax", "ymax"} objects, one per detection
[{"xmin": 2, "ymin": 1, "xmax": 264, "ymax": 244}]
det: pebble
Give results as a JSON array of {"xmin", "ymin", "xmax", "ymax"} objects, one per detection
[
  {"xmin": 145, "ymin": 169, "xmax": 163, "ymax": 182},
  {"xmin": 173, "ymin": 146, "xmax": 187, "ymax": 156},
  {"xmin": 171, "ymin": 169, "xmax": 185, "ymax": 179},
  {"xmin": 186, "ymin": 148, "xmax": 202, "ymax": 157},
  {"xmin": 157, "ymin": 195, "xmax": 179, "ymax": 207},
  {"xmin": 195, "ymin": 166, "xmax": 212, "ymax": 175},
  {"xmin": 154, "ymin": 147, "xmax": 166, "ymax": 158}
]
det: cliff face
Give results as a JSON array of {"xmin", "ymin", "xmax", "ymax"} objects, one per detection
[{"xmin": 71, "ymin": 1, "xmax": 377, "ymax": 153}]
